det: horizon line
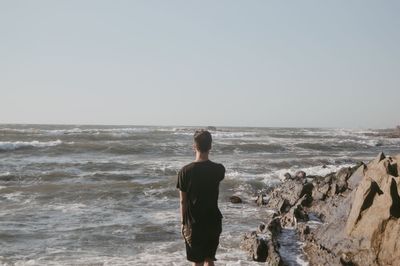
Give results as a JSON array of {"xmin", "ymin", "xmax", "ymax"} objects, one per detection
[{"xmin": 0, "ymin": 122, "xmax": 395, "ymax": 130}]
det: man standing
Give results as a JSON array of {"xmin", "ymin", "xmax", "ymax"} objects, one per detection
[{"xmin": 177, "ymin": 129, "xmax": 225, "ymax": 266}]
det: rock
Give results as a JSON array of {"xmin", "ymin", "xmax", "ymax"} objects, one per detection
[
  {"xmin": 333, "ymin": 167, "xmax": 355, "ymax": 194},
  {"xmin": 303, "ymin": 241, "xmax": 337, "ymax": 265},
  {"xmin": 336, "ymin": 167, "xmax": 354, "ymax": 182},
  {"xmin": 283, "ymin": 172, "xmax": 292, "ymax": 180},
  {"xmin": 313, "ymin": 182, "xmax": 331, "ymax": 201},
  {"xmin": 278, "ymin": 199, "xmax": 291, "ymax": 214},
  {"xmin": 267, "ymin": 217, "xmax": 282, "ymax": 236},
  {"xmin": 281, "ymin": 197, "xmax": 309, "ymax": 227},
  {"xmin": 345, "ymin": 176, "xmax": 387, "ymax": 237},
  {"xmin": 300, "ymin": 182, "xmax": 314, "ymax": 198},
  {"xmin": 243, "ymin": 153, "xmax": 400, "ymax": 265},
  {"xmin": 312, "ymin": 190, "xmax": 325, "ymax": 201},
  {"xmin": 340, "ymin": 253, "xmax": 355, "ymax": 266},
  {"xmin": 345, "ymin": 176, "xmax": 396, "ymax": 260},
  {"xmin": 299, "ymin": 183, "xmax": 314, "ymax": 206},
  {"xmin": 383, "ymin": 158, "xmax": 398, "ymax": 177},
  {"xmin": 297, "ymin": 223, "xmax": 311, "ymax": 241},
  {"xmin": 324, "ymin": 167, "xmax": 358, "ymax": 197},
  {"xmin": 257, "ymin": 223, "xmax": 266, "ymax": 233},
  {"xmin": 230, "ymin": 195, "xmax": 242, "ymax": 204},
  {"xmin": 305, "ymin": 153, "xmax": 400, "ymax": 266},
  {"xmin": 295, "ymin": 170, "xmax": 306, "ymax": 179},
  {"xmin": 266, "ymin": 239, "xmax": 284, "ymax": 266},
  {"xmin": 272, "ymin": 212, "xmax": 280, "ymax": 218},
  {"xmin": 294, "ymin": 204, "xmax": 309, "ymax": 222},
  {"xmin": 281, "ymin": 208, "xmax": 297, "ymax": 228},
  {"xmin": 334, "ymin": 181, "xmax": 347, "ymax": 194},
  {"xmin": 306, "ymin": 177, "xmax": 314, "ymax": 183},
  {"xmin": 347, "ymin": 163, "xmax": 366, "ymax": 190},
  {"xmin": 373, "ymin": 151, "xmax": 386, "ymax": 163},
  {"xmin": 324, "ymin": 172, "xmax": 335, "ymax": 184},
  {"xmin": 300, "ymin": 194, "xmax": 313, "ymax": 207},
  {"xmin": 255, "ymin": 194, "xmax": 267, "ymax": 206},
  {"xmin": 267, "ymin": 180, "xmax": 304, "ymax": 209},
  {"xmin": 240, "ymin": 232, "xmax": 268, "ymax": 262}
]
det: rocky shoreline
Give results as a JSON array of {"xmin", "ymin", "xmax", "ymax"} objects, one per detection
[{"xmin": 239, "ymin": 152, "xmax": 400, "ymax": 265}]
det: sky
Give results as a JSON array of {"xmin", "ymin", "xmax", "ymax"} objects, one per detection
[{"xmin": 1, "ymin": 1, "xmax": 399, "ymax": 128}]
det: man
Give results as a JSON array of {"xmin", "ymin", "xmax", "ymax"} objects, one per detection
[{"xmin": 176, "ymin": 129, "xmax": 225, "ymax": 266}]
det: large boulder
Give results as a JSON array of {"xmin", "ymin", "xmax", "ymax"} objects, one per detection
[
  {"xmin": 306, "ymin": 153, "xmax": 400, "ymax": 266},
  {"xmin": 344, "ymin": 153, "xmax": 400, "ymax": 265}
]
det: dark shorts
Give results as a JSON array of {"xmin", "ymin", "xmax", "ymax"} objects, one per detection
[{"xmin": 185, "ymin": 219, "xmax": 222, "ymax": 263}]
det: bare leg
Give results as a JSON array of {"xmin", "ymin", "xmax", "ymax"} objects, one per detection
[
  {"xmin": 204, "ymin": 258, "xmax": 215, "ymax": 266},
  {"xmin": 193, "ymin": 262, "xmax": 203, "ymax": 266}
]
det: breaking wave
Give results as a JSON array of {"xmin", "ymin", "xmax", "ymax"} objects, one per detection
[{"xmin": 0, "ymin": 140, "xmax": 63, "ymax": 151}]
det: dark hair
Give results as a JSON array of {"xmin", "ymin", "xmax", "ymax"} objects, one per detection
[{"xmin": 194, "ymin": 129, "xmax": 212, "ymax": 153}]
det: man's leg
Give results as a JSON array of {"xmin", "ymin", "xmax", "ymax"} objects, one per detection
[
  {"xmin": 204, "ymin": 258, "xmax": 215, "ymax": 266},
  {"xmin": 193, "ymin": 262, "xmax": 204, "ymax": 266}
]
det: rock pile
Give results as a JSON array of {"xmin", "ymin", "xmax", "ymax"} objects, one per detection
[{"xmin": 240, "ymin": 152, "xmax": 400, "ymax": 265}]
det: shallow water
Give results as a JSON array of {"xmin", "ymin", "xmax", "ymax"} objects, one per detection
[{"xmin": 1, "ymin": 125, "xmax": 399, "ymax": 265}]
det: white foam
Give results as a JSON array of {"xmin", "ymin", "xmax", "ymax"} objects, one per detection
[
  {"xmin": 89, "ymin": 169, "xmax": 143, "ymax": 176},
  {"xmin": 296, "ymin": 252, "xmax": 309, "ymax": 266},
  {"xmin": 142, "ymin": 210, "xmax": 179, "ymax": 225},
  {"xmin": 282, "ymin": 163, "xmax": 355, "ymax": 179},
  {"xmin": 212, "ymin": 131, "xmax": 257, "ymax": 138},
  {"xmin": 52, "ymin": 203, "xmax": 87, "ymax": 213},
  {"xmin": 44, "ymin": 127, "xmax": 153, "ymax": 136},
  {"xmin": 2, "ymin": 191, "xmax": 22, "ymax": 201},
  {"xmin": 0, "ymin": 172, "xmax": 11, "ymax": 176},
  {"xmin": 14, "ymin": 260, "xmax": 39, "ymax": 266},
  {"xmin": 225, "ymin": 163, "xmax": 357, "ymax": 192},
  {"xmin": 0, "ymin": 140, "xmax": 62, "ymax": 151},
  {"xmin": 45, "ymin": 127, "xmax": 83, "ymax": 135},
  {"xmin": 173, "ymin": 129, "xmax": 256, "ymax": 139},
  {"xmin": 226, "ymin": 170, "xmax": 282, "ymax": 186}
]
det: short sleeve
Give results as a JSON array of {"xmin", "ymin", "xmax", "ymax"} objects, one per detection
[
  {"xmin": 220, "ymin": 164, "xmax": 225, "ymax": 181},
  {"xmin": 176, "ymin": 168, "xmax": 188, "ymax": 192}
]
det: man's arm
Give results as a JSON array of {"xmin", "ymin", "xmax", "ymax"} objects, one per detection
[{"xmin": 179, "ymin": 191, "xmax": 187, "ymax": 224}]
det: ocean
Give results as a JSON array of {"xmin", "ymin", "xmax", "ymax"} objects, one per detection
[{"xmin": 1, "ymin": 125, "xmax": 399, "ymax": 265}]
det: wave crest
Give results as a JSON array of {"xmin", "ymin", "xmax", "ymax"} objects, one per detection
[{"xmin": 0, "ymin": 140, "xmax": 62, "ymax": 151}]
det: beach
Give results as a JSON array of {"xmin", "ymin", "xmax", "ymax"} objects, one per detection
[{"xmin": 1, "ymin": 125, "xmax": 399, "ymax": 265}]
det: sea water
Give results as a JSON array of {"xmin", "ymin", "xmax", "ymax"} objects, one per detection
[{"xmin": 1, "ymin": 125, "xmax": 399, "ymax": 265}]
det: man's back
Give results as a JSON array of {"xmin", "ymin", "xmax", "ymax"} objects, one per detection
[{"xmin": 177, "ymin": 160, "xmax": 225, "ymax": 223}]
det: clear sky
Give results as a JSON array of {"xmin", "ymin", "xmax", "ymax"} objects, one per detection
[{"xmin": 1, "ymin": 1, "xmax": 399, "ymax": 128}]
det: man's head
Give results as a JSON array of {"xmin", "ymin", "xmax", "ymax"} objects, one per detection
[{"xmin": 193, "ymin": 129, "xmax": 212, "ymax": 153}]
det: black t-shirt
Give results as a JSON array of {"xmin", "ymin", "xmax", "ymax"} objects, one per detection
[{"xmin": 176, "ymin": 160, "xmax": 225, "ymax": 225}]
